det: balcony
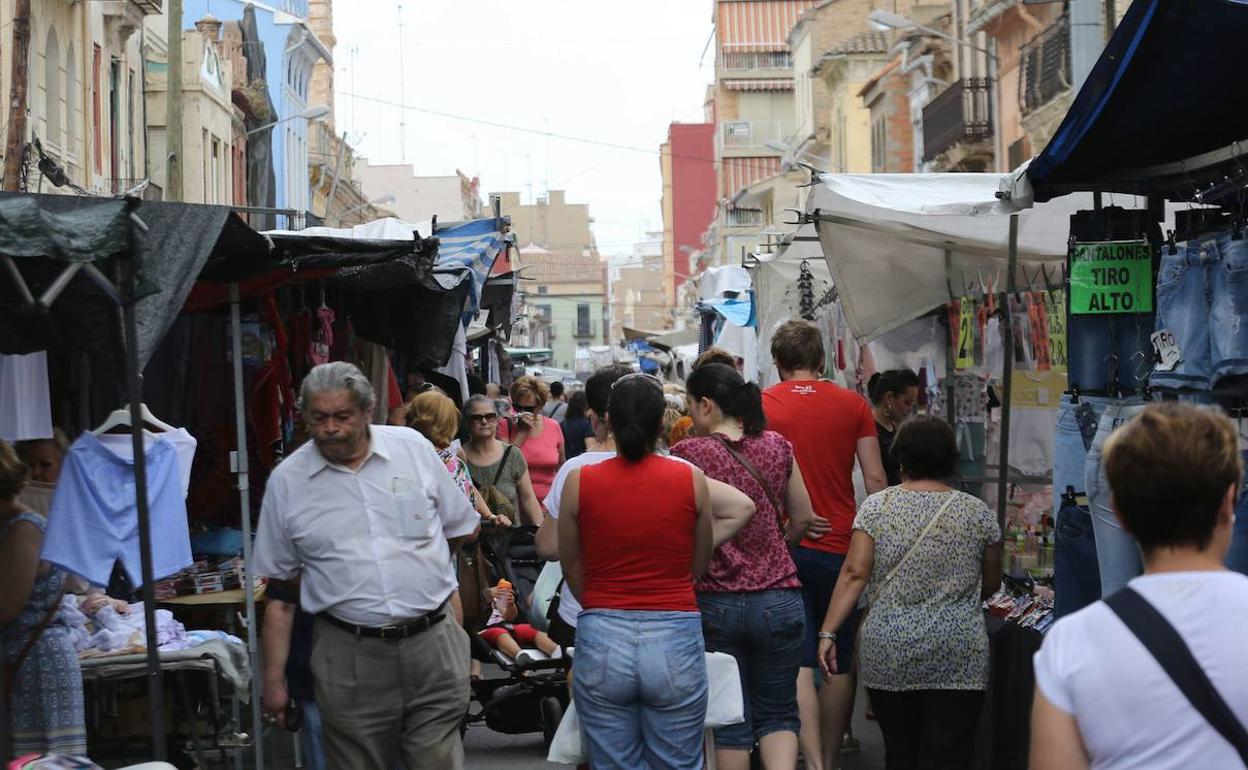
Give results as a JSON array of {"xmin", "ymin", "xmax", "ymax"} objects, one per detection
[
  {"xmin": 1019, "ymin": 15, "xmax": 1071, "ymax": 117},
  {"xmin": 922, "ymin": 78, "xmax": 994, "ymax": 164},
  {"xmin": 725, "ymin": 208, "xmax": 765, "ymax": 228},
  {"xmin": 720, "ymin": 121, "xmax": 795, "ymax": 155},
  {"xmin": 720, "ymin": 48, "xmax": 793, "ymax": 73}
]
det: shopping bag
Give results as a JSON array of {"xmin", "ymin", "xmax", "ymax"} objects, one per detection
[
  {"xmin": 546, "ymin": 652, "xmax": 744, "ymax": 764},
  {"xmin": 529, "ymin": 561, "xmax": 563, "ymax": 633}
]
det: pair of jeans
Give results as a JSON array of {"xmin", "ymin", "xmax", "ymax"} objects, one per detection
[
  {"xmin": 296, "ymin": 698, "xmax": 327, "ymax": 770},
  {"xmin": 791, "ymin": 546, "xmax": 859, "ymax": 673},
  {"xmin": 1053, "ymin": 495, "xmax": 1101, "ymax": 618},
  {"xmin": 1227, "ymin": 450, "xmax": 1248, "ymax": 577},
  {"xmin": 866, "ymin": 688, "xmax": 984, "ymax": 770},
  {"xmin": 1152, "ymin": 230, "xmax": 1248, "ymax": 391},
  {"xmin": 573, "ymin": 610, "xmax": 708, "ymax": 770},
  {"xmin": 698, "ymin": 590, "xmax": 805, "ymax": 749},
  {"xmin": 1053, "ymin": 395, "xmax": 1120, "ymax": 519},
  {"xmin": 1085, "ymin": 402, "xmax": 1149, "ymax": 596},
  {"xmin": 1066, "ymin": 311, "xmax": 1155, "ymax": 394}
]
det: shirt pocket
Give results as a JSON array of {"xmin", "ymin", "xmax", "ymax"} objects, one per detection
[{"xmin": 392, "ymin": 476, "xmax": 437, "ymax": 541}]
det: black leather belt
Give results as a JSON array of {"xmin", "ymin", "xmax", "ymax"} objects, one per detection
[{"xmin": 320, "ymin": 603, "xmax": 447, "ymax": 641}]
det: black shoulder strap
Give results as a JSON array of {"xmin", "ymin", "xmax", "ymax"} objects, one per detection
[
  {"xmin": 492, "ymin": 445, "xmax": 514, "ymax": 487},
  {"xmin": 1105, "ymin": 587, "xmax": 1248, "ymax": 764}
]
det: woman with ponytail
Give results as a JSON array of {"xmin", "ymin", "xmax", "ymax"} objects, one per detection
[
  {"xmin": 866, "ymin": 369, "xmax": 921, "ymax": 487},
  {"xmin": 558, "ymin": 372, "xmax": 754, "ymax": 769},
  {"xmin": 671, "ymin": 363, "xmax": 822, "ymax": 770}
]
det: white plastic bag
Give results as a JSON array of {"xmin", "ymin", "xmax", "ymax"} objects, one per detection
[
  {"xmin": 545, "ymin": 651, "xmax": 744, "ymax": 764},
  {"xmin": 528, "ymin": 561, "xmax": 563, "ymax": 633}
]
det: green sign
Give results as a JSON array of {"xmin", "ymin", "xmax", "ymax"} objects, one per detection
[{"xmin": 1070, "ymin": 240, "xmax": 1153, "ymax": 315}]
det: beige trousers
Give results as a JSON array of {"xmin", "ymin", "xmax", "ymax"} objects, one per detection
[{"xmin": 310, "ymin": 615, "xmax": 471, "ymax": 770}]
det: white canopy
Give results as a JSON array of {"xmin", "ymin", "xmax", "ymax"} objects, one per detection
[{"xmin": 808, "ymin": 173, "xmax": 1094, "ymax": 341}]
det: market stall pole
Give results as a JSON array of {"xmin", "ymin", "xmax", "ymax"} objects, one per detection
[
  {"xmin": 229, "ymin": 283, "xmax": 264, "ymax": 770},
  {"xmin": 119, "ymin": 208, "xmax": 168, "ymax": 762},
  {"xmin": 996, "ymin": 216, "xmax": 1019, "ymax": 530}
]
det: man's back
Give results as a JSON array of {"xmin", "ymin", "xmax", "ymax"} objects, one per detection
[
  {"xmin": 1034, "ymin": 571, "xmax": 1248, "ymax": 769},
  {"xmin": 762, "ymin": 380, "xmax": 875, "ymax": 554}
]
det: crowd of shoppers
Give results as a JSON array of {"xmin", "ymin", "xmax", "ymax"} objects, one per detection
[{"xmin": 241, "ymin": 321, "xmax": 1248, "ymax": 770}]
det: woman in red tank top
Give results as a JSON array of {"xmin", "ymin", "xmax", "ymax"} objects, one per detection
[{"xmin": 557, "ymin": 373, "xmax": 714, "ymax": 770}]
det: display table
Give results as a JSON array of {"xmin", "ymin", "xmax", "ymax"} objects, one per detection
[
  {"xmin": 157, "ymin": 584, "xmax": 266, "ymax": 607},
  {"xmin": 973, "ymin": 615, "xmax": 1044, "ymax": 770},
  {"xmin": 80, "ymin": 639, "xmax": 251, "ymax": 767}
]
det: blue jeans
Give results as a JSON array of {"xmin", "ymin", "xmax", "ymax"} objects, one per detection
[
  {"xmin": 1085, "ymin": 402, "xmax": 1149, "ymax": 596},
  {"xmin": 791, "ymin": 546, "xmax": 859, "ymax": 673},
  {"xmin": 296, "ymin": 698, "xmax": 326, "ymax": 770},
  {"xmin": 698, "ymin": 590, "xmax": 805, "ymax": 749},
  {"xmin": 1227, "ymin": 450, "xmax": 1248, "ymax": 577},
  {"xmin": 1053, "ymin": 496, "xmax": 1101, "ymax": 618},
  {"xmin": 1053, "ymin": 395, "xmax": 1120, "ymax": 519},
  {"xmin": 1153, "ymin": 231, "xmax": 1248, "ymax": 391},
  {"xmin": 573, "ymin": 610, "xmax": 708, "ymax": 770},
  {"xmin": 1067, "ymin": 311, "xmax": 1155, "ymax": 394}
]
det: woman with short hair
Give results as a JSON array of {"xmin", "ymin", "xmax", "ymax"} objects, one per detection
[
  {"xmin": 500, "ymin": 376, "xmax": 565, "ymax": 501},
  {"xmin": 1031, "ymin": 403, "xmax": 1248, "ymax": 770},
  {"xmin": 462, "ymin": 395, "xmax": 544, "ymax": 527},
  {"xmin": 816, "ymin": 415, "xmax": 1002, "ymax": 770}
]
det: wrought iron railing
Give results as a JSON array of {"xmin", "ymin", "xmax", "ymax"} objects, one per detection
[
  {"xmin": 1019, "ymin": 15, "xmax": 1071, "ymax": 117},
  {"xmin": 922, "ymin": 78, "xmax": 994, "ymax": 162}
]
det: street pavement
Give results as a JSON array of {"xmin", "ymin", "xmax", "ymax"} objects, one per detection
[{"xmin": 464, "ymin": 687, "xmax": 886, "ymax": 769}]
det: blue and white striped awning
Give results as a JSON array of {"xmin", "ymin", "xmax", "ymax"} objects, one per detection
[{"xmin": 430, "ymin": 218, "xmax": 506, "ymax": 320}]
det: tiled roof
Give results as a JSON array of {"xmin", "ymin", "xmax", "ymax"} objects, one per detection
[
  {"xmin": 516, "ymin": 248, "xmax": 605, "ymax": 285},
  {"xmin": 826, "ymin": 30, "xmax": 890, "ymax": 56}
]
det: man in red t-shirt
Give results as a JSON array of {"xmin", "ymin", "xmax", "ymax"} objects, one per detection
[{"xmin": 763, "ymin": 320, "xmax": 887, "ymax": 770}]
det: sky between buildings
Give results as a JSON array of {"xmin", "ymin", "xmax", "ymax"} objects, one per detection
[{"xmin": 333, "ymin": 0, "xmax": 715, "ymax": 257}]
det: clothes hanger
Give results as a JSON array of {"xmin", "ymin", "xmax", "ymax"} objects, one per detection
[{"xmin": 92, "ymin": 403, "xmax": 176, "ymax": 435}]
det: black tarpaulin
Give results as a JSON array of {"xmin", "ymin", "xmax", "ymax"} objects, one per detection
[
  {"xmin": 0, "ymin": 194, "xmax": 263, "ymax": 367},
  {"xmin": 1026, "ymin": 0, "xmax": 1248, "ymax": 201}
]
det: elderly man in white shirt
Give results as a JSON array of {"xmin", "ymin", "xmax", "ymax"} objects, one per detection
[{"xmin": 256, "ymin": 362, "xmax": 479, "ymax": 770}]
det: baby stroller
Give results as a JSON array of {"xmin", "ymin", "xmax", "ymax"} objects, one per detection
[{"xmin": 463, "ymin": 524, "xmax": 570, "ymax": 749}]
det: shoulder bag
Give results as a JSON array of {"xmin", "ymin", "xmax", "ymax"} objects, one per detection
[
  {"xmin": 1104, "ymin": 586, "xmax": 1248, "ymax": 764},
  {"xmin": 475, "ymin": 444, "xmax": 517, "ymax": 521},
  {"xmin": 712, "ymin": 434, "xmax": 784, "ymax": 518}
]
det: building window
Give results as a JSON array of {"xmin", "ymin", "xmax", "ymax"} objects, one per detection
[
  {"xmin": 576, "ymin": 303, "xmax": 591, "ymax": 337},
  {"xmin": 871, "ymin": 118, "xmax": 887, "ymax": 173},
  {"xmin": 537, "ymin": 285, "xmax": 548, "ymax": 295},
  {"xmin": 92, "ymin": 45, "xmax": 102, "ymax": 173},
  {"xmin": 65, "ymin": 44, "xmax": 77, "ymax": 161},
  {"xmin": 45, "ymin": 27, "xmax": 61, "ymax": 148}
]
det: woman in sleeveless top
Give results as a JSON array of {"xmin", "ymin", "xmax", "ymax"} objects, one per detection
[
  {"xmin": 673, "ymin": 363, "xmax": 822, "ymax": 770},
  {"xmin": 558, "ymin": 373, "xmax": 715, "ymax": 770},
  {"xmin": 0, "ymin": 439, "xmax": 86, "ymax": 756}
]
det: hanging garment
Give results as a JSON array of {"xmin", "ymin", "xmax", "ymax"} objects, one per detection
[
  {"xmin": 309, "ymin": 306, "xmax": 334, "ymax": 367},
  {"xmin": 94, "ymin": 428, "xmax": 198, "ymax": 499},
  {"xmin": 42, "ymin": 432, "xmax": 193, "ymax": 587},
  {"xmin": 0, "ymin": 351, "xmax": 53, "ymax": 442},
  {"xmin": 435, "ymin": 324, "xmax": 471, "ymax": 406}
]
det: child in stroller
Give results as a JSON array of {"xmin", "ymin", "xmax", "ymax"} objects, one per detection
[
  {"xmin": 465, "ymin": 525, "xmax": 570, "ymax": 749},
  {"xmin": 479, "ymin": 579, "xmax": 564, "ymax": 667}
]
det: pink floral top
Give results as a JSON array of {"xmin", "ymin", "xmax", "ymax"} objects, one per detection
[
  {"xmin": 439, "ymin": 447, "xmax": 474, "ymax": 502},
  {"xmin": 672, "ymin": 431, "xmax": 801, "ymax": 593}
]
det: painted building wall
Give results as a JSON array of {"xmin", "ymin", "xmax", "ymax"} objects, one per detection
[
  {"xmin": 182, "ymin": 0, "xmax": 326, "ymax": 222},
  {"xmin": 497, "ymin": 190, "xmax": 597, "ymax": 254},
  {"xmin": 667, "ymin": 123, "xmax": 715, "ymax": 281}
]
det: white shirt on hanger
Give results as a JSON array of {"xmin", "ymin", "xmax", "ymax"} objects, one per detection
[{"xmin": 0, "ymin": 352, "xmax": 53, "ymax": 442}]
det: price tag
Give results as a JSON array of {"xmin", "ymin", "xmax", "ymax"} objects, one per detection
[
  {"xmin": 956, "ymin": 297, "xmax": 975, "ymax": 370},
  {"xmin": 1070, "ymin": 240, "xmax": 1154, "ymax": 315},
  {"xmin": 1151, "ymin": 329, "xmax": 1182, "ymax": 372}
]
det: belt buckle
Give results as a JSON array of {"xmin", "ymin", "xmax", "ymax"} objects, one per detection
[{"xmin": 378, "ymin": 624, "xmax": 402, "ymax": 640}]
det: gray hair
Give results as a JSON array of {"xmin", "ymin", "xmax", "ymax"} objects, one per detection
[
  {"xmin": 299, "ymin": 362, "xmax": 376, "ymax": 414},
  {"xmin": 463, "ymin": 394, "xmax": 495, "ymax": 415}
]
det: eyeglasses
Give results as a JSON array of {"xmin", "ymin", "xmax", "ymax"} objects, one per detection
[
  {"xmin": 611, "ymin": 372, "xmax": 664, "ymax": 391},
  {"xmin": 468, "ymin": 413, "xmax": 498, "ymax": 423},
  {"xmin": 513, "ymin": 405, "xmax": 538, "ymax": 413}
]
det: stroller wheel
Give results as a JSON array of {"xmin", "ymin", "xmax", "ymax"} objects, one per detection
[{"xmin": 540, "ymin": 695, "xmax": 563, "ymax": 750}]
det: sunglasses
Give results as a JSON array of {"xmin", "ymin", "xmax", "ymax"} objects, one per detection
[
  {"xmin": 468, "ymin": 413, "xmax": 498, "ymax": 423},
  {"xmin": 611, "ymin": 372, "xmax": 664, "ymax": 391}
]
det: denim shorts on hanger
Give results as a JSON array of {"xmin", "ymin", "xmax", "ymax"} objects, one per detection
[{"xmin": 1152, "ymin": 230, "xmax": 1248, "ymax": 391}]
